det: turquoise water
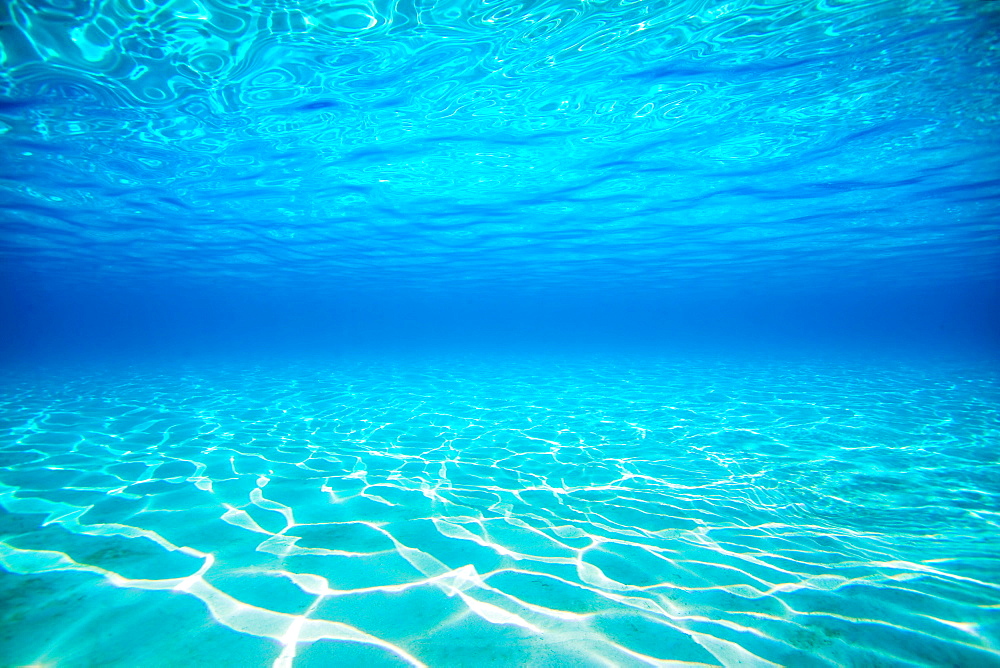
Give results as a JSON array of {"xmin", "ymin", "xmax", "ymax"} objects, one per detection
[
  {"xmin": 1, "ymin": 0, "xmax": 998, "ymax": 294},
  {"xmin": 1, "ymin": 356, "xmax": 998, "ymax": 666},
  {"xmin": 2, "ymin": 0, "xmax": 1000, "ymax": 666}
]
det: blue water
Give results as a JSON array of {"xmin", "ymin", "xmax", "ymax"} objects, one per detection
[{"xmin": 1, "ymin": 0, "xmax": 999, "ymax": 666}]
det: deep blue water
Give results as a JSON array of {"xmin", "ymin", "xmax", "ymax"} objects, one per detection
[{"xmin": 1, "ymin": 0, "xmax": 999, "ymax": 666}]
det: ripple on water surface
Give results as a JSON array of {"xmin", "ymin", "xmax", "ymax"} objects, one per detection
[{"xmin": 0, "ymin": 357, "xmax": 998, "ymax": 666}]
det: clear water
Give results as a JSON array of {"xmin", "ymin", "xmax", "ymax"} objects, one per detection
[
  {"xmin": 2, "ymin": 357, "xmax": 998, "ymax": 666},
  {"xmin": 1, "ymin": 0, "xmax": 999, "ymax": 666},
  {"xmin": 1, "ymin": 0, "xmax": 998, "ymax": 295}
]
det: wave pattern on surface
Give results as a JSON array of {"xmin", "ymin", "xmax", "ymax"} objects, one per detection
[
  {"xmin": 1, "ymin": 357, "xmax": 998, "ymax": 666},
  {"xmin": 1, "ymin": 0, "xmax": 998, "ymax": 291}
]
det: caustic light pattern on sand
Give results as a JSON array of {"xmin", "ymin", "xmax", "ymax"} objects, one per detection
[{"xmin": 1, "ymin": 359, "xmax": 998, "ymax": 666}]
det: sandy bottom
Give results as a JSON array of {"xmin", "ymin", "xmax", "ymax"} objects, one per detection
[{"xmin": 1, "ymin": 355, "xmax": 997, "ymax": 667}]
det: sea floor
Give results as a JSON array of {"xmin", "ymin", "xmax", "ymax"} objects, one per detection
[{"xmin": 1, "ymin": 354, "xmax": 998, "ymax": 667}]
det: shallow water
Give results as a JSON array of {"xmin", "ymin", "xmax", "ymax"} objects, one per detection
[
  {"xmin": 2, "ymin": 355, "xmax": 998, "ymax": 667},
  {"xmin": 2, "ymin": 0, "xmax": 999, "ymax": 665}
]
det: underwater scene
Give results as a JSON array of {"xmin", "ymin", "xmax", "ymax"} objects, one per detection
[{"xmin": 1, "ymin": 0, "xmax": 999, "ymax": 667}]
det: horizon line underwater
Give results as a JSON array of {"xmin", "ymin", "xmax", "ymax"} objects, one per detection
[{"xmin": 0, "ymin": 0, "xmax": 999, "ymax": 667}]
